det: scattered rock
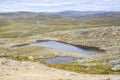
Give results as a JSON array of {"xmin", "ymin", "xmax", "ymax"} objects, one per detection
[
  {"xmin": 112, "ymin": 65, "xmax": 120, "ymax": 71},
  {"xmin": 86, "ymin": 67, "xmax": 91, "ymax": 71},
  {"xmin": 38, "ymin": 56, "xmax": 44, "ymax": 59},
  {"xmin": 108, "ymin": 59, "xmax": 120, "ymax": 71},
  {"xmin": 109, "ymin": 60, "xmax": 120, "ymax": 66},
  {"xmin": 76, "ymin": 58, "xmax": 84, "ymax": 63},
  {"xmin": 0, "ymin": 53, "xmax": 6, "ymax": 56},
  {"xmin": 110, "ymin": 77, "xmax": 120, "ymax": 80},
  {"xmin": 28, "ymin": 56, "xmax": 34, "ymax": 60}
]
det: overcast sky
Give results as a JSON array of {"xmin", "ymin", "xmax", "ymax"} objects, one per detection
[{"xmin": 0, "ymin": 0, "xmax": 120, "ymax": 12}]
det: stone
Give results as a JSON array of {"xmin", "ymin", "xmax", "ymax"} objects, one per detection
[
  {"xmin": 38, "ymin": 56, "xmax": 44, "ymax": 59},
  {"xmin": 108, "ymin": 59, "xmax": 120, "ymax": 71},
  {"xmin": 28, "ymin": 56, "xmax": 34, "ymax": 60},
  {"xmin": 112, "ymin": 65, "xmax": 120, "ymax": 71},
  {"xmin": 109, "ymin": 60, "xmax": 120, "ymax": 67},
  {"xmin": 110, "ymin": 77, "xmax": 120, "ymax": 80}
]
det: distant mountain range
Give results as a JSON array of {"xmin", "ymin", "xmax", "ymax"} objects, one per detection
[
  {"xmin": 0, "ymin": 11, "xmax": 64, "ymax": 20},
  {"xmin": 0, "ymin": 11, "xmax": 120, "ymax": 19},
  {"xmin": 0, "ymin": 11, "xmax": 120, "ymax": 27},
  {"xmin": 54, "ymin": 11, "xmax": 120, "ymax": 18}
]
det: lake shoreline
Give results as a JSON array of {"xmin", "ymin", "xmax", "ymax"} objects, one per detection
[{"xmin": 11, "ymin": 40, "xmax": 105, "ymax": 53}]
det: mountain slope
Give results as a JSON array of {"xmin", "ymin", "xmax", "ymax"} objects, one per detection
[{"xmin": 0, "ymin": 11, "xmax": 120, "ymax": 38}]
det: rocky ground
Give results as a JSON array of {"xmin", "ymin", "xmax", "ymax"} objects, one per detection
[{"xmin": 0, "ymin": 58, "xmax": 120, "ymax": 80}]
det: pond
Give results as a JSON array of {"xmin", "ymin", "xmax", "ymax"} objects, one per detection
[
  {"xmin": 28, "ymin": 40, "xmax": 102, "ymax": 54},
  {"xmin": 38, "ymin": 56, "xmax": 78, "ymax": 64}
]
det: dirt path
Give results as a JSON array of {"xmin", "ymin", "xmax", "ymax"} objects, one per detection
[{"xmin": 0, "ymin": 58, "xmax": 120, "ymax": 80}]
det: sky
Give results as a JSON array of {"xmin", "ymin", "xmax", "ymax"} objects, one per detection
[{"xmin": 0, "ymin": 0, "xmax": 120, "ymax": 12}]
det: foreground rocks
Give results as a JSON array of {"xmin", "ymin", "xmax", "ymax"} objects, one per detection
[{"xmin": 0, "ymin": 58, "xmax": 120, "ymax": 80}]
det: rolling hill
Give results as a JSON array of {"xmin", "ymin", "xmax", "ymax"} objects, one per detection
[{"xmin": 0, "ymin": 11, "xmax": 120, "ymax": 38}]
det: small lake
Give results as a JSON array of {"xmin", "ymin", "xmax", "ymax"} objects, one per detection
[
  {"xmin": 38, "ymin": 56, "xmax": 78, "ymax": 64},
  {"xmin": 28, "ymin": 40, "xmax": 102, "ymax": 54}
]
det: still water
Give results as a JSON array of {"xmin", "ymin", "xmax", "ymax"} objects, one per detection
[{"xmin": 29, "ymin": 41, "xmax": 99, "ymax": 54}]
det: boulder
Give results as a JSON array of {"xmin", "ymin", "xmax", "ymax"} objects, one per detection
[
  {"xmin": 28, "ymin": 56, "xmax": 34, "ymax": 60},
  {"xmin": 108, "ymin": 59, "xmax": 120, "ymax": 71}
]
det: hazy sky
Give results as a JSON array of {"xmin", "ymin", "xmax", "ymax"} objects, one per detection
[{"xmin": 0, "ymin": 0, "xmax": 120, "ymax": 12}]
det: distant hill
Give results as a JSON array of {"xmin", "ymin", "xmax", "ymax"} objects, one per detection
[
  {"xmin": 54, "ymin": 11, "xmax": 120, "ymax": 18},
  {"xmin": 0, "ymin": 11, "xmax": 120, "ymax": 20},
  {"xmin": 0, "ymin": 11, "xmax": 64, "ymax": 20}
]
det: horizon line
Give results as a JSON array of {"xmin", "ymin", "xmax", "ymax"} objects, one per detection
[{"xmin": 0, "ymin": 10, "xmax": 120, "ymax": 13}]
